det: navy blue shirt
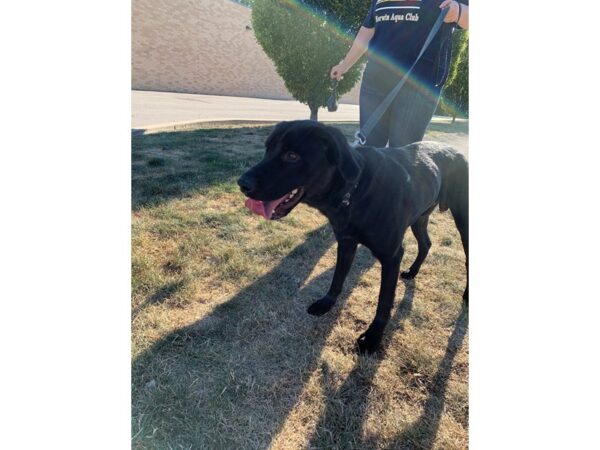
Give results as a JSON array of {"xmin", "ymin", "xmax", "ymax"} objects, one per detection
[{"xmin": 362, "ymin": 0, "xmax": 467, "ymax": 87}]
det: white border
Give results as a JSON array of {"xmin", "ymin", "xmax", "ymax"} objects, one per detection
[
  {"xmin": 470, "ymin": 2, "xmax": 600, "ymax": 448},
  {"xmin": 1, "ymin": 0, "xmax": 130, "ymax": 448}
]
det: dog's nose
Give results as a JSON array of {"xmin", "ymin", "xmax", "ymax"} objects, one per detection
[{"xmin": 237, "ymin": 173, "xmax": 257, "ymax": 194}]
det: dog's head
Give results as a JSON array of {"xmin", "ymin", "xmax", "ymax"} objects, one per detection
[{"xmin": 238, "ymin": 120, "xmax": 361, "ymax": 220}]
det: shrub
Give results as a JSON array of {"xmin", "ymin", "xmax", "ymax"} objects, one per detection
[{"xmin": 252, "ymin": 0, "xmax": 370, "ymax": 120}]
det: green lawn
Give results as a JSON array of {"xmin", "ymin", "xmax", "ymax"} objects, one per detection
[{"xmin": 132, "ymin": 121, "xmax": 469, "ymax": 449}]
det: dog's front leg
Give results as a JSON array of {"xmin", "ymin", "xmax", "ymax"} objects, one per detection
[
  {"xmin": 307, "ymin": 237, "xmax": 358, "ymax": 316},
  {"xmin": 357, "ymin": 252, "xmax": 402, "ymax": 354}
]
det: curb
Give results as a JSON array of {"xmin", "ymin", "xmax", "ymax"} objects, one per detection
[{"xmin": 132, "ymin": 119, "xmax": 282, "ymax": 136}]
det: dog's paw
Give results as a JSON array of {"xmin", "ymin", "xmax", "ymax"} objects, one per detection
[
  {"xmin": 356, "ymin": 327, "xmax": 383, "ymax": 354},
  {"xmin": 400, "ymin": 270, "xmax": 417, "ymax": 280},
  {"xmin": 307, "ymin": 296, "xmax": 335, "ymax": 316}
]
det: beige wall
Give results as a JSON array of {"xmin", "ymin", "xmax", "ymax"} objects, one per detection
[{"xmin": 132, "ymin": 0, "xmax": 360, "ymax": 104}]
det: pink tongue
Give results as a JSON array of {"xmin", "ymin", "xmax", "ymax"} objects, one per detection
[{"xmin": 245, "ymin": 195, "xmax": 286, "ymax": 220}]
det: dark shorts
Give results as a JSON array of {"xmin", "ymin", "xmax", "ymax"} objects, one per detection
[{"xmin": 359, "ymin": 60, "xmax": 443, "ymax": 148}]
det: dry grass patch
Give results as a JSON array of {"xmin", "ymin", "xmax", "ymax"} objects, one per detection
[{"xmin": 132, "ymin": 122, "xmax": 468, "ymax": 449}]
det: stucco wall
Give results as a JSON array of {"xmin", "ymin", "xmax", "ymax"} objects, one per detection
[{"xmin": 132, "ymin": 0, "xmax": 360, "ymax": 104}]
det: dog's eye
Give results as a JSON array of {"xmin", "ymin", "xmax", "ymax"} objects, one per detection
[{"xmin": 283, "ymin": 151, "xmax": 300, "ymax": 162}]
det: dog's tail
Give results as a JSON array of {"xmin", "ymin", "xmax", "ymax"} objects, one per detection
[{"xmin": 446, "ymin": 153, "xmax": 469, "ymax": 303}]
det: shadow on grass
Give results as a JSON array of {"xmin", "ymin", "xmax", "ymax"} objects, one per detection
[
  {"xmin": 306, "ymin": 298, "xmax": 467, "ymax": 450},
  {"xmin": 132, "ymin": 125, "xmax": 273, "ymax": 210},
  {"xmin": 306, "ymin": 281, "xmax": 415, "ymax": 449},
  {"xmin": 384, "ymin": 303, "xmax": 469, "ymax": 450},
  {"xmin": 132, "ymin": 225, "xmax": 376, "ymax": 449}
]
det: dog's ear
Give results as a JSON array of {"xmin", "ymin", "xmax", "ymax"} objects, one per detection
[
  {"xmin": 320, "ymin": 125, "xmax": 361, "ymax": 183},
  {"xmin": 265, "ymin": 121, "xmax": 293, "ymax": 149}
]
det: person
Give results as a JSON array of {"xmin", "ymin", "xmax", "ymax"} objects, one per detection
[{"xmin": 330, "ymin": 0, "xmax": 469, "ymax": 148}]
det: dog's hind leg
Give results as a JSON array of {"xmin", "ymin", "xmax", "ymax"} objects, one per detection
[
  {"xmin": 452, "ymin": 207, "xmax": 468, "ymax": 303},
  {"xmin": 452, "ymin": 205, "xmax": 468, "ymax": 303},
  {"xmin": 449, "ymin": 162, "xmax": 469, "ymax": 303},
  {"xmin": 401, "ymin": 213, "xmax": 432, "ymax": 280},
  {"xmin": 307, "ymin": 237, "xmax": 358, "ymax": 316}
]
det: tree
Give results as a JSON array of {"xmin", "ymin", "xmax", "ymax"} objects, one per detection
[
  {"xmin": 252, "ymin": 0, "xmax": 370, "ymax": 120},
  {"xmin": 440, "ymin": 30, "xmax": 469, "ymax": 122}
]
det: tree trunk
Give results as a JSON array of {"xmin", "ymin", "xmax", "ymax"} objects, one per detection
[{"xmin": 309, "ymin": 104, "xmax": 319, "ymax": 121}]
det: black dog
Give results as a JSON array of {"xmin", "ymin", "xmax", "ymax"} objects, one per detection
[{"xmin": 238, "ymin": 120, "xmax": 468, "ymax": 353}]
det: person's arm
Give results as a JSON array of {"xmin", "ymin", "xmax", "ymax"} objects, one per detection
[
  {"xmin": 330, "ymin": 26, "xmax": 375, "ymax": 80},
  {"xmin": 440, "ymin": 0, "xmax": 469, "ymax": 30}
]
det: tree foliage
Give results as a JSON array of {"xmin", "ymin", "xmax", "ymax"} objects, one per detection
[
  {"xmin": 252, "ymin": 0, "xmax": 370, "ymax": 120},
  {"xmin": 440, "ymin": 30, "xmax": 469, "ymax": 120}
]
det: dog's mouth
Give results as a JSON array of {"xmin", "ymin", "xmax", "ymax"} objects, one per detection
[{"xmin": 244, "ymin": 187, "xmax": 305, "ymax": 220}]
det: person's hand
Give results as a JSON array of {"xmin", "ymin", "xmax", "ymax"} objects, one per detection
[
  {"xmin": 440, "ymin": 0, "xmax": 460, "ymax": 23},
  {"xmin": 330, "ymin": 62, "xmax": 347, "ymax": 81}
]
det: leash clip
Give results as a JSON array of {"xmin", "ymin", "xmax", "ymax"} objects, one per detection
[
  {"xmin": 341, "ymin": 193, "xmax": 351, "ymax": 207},
  {"xmin": 341, "ymin": 183, "xmax": 358, "ymax": 207},
  {"xmin": 353, "ymin": 131, "xmax": 366, "ymax": 147}
]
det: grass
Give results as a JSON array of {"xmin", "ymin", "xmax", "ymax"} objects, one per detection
[{"xmin": 132, "ymin": 121, "xmax": 469, "ymax": 449}]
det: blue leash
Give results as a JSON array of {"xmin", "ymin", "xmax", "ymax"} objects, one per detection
[{"xmin": 354, "ymin": 7, "xmax": 449, "ymax": 146}]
